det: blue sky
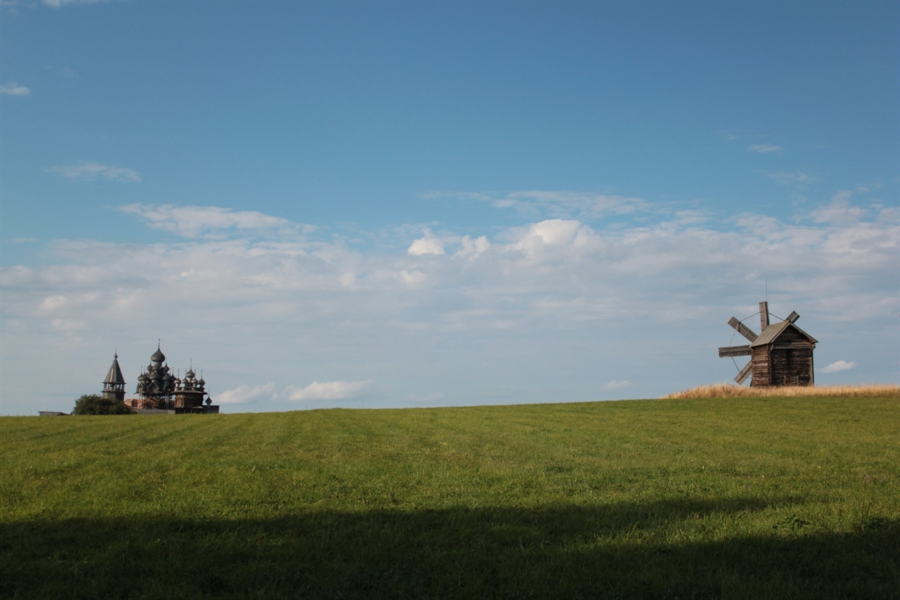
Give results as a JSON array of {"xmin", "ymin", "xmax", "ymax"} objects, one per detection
[{"xmin": 1, "ymin": 1, "xmax": 897, "ymax": 414}]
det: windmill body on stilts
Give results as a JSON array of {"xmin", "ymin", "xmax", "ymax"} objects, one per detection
[{"xmin": 719, "ymin": 301, "xmax": 818, "ymax": 387}]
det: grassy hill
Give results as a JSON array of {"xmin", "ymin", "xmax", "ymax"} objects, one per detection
[{"xmin": 2, "ymin": 396, "xmax": 898, "ymax": 599}]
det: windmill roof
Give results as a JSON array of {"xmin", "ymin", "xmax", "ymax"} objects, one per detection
[
  {"xmin": 751, "ymin": 320, "xmax": 817, "ymax": 347},
  {"xmin": 103, "ymin": 355, "xmax": 126, "ymax": 384}
]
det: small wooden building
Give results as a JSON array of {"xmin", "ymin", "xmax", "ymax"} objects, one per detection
[{"xmin": 719, "ymin": 301, "xmax": 817, "ymax": 387}]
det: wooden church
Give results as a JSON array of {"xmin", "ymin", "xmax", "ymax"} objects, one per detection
[
  {"xmin": 101, "ymin": 346, "xmax": 220, "ymax": 414},
  {"xmin": 719, "ymin": 301, "xmax": 817, "ymax": 387}
]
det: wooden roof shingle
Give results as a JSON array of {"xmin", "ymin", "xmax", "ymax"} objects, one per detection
[{"xmin": 750, "ymin": 320, "xmax": 817, "ymax": 347}]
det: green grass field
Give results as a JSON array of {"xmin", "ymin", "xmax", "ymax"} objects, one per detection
[{"xmin": 2, "ymin": 396, "xmax": 898, "ymax": 599}]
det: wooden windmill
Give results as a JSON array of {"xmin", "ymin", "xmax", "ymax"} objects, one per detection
[{"xmin": 719, "ymin": 301, "xmax": 817, "ymax": 387}]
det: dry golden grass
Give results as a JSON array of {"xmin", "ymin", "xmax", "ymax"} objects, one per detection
[{"xmin": 662, "ymin": 382, "xmax": 900, "ymax": 399}]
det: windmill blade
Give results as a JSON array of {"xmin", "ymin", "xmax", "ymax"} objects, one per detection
[
  {"xmin": 719, "ymin": 345, "xmax": 751, "ymax": 357},
  {"xmin": 759, "ymin": 301, "xmax": 769, "ymax": 330},
  {"xmin": 728, "ymin": 317, "xmax": 758, "ymax": 342},
  {"xmin": 786, "ymin": 311, "xmax": 799, "ymax": 323},
  {"xmin": 735, "ymin": 361, "xmax": 752, "ymax": 384}
]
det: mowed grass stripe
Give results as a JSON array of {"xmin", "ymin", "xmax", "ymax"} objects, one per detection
[{"xmin": 1, "ymin": 396, "xmax": 898, "ymax": 599}]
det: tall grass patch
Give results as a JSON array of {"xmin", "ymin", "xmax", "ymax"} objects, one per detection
[{"xmin": 663, "ymin": 383, "xmax": 900, "ymax": 399}]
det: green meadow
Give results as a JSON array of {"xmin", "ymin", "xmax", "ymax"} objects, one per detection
[{"xmin": 2, "ymin": 396, "xmax": 898, "ymax": 599}]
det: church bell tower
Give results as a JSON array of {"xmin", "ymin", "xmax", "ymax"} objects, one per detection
[{"xmin": 102, "ymin": 353, "xmax": 126, "ymax": 402}]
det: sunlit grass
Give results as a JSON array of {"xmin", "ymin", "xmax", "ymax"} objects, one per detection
[{"xmin": 1, "ymin": 396, "xmax": 898, "ymax": 598}]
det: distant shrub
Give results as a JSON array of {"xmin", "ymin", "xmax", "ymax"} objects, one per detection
[
  {"xmin": 72, "ymin": 394, "xmax": 134, "ymax": 415},
  {"xmin": 662, "ymin": 383, "xmax": 900, "ymax": 399}
]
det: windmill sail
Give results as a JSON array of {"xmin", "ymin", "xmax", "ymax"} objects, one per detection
[
  {"xmin": 727, "ymin": 317, "xmax": 758, "ymax": 342},
  {"xmin": 735, "ymin": 360, "xmax": 752, "ymax": 384},
  {"xmin": 719, "ymin": 345, "xmax": 751, "ymax": 357}
]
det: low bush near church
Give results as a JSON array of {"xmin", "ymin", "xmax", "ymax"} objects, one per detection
[{"xmin": 71, "ymin": 393, "xmax": 133, "ymax": 415}]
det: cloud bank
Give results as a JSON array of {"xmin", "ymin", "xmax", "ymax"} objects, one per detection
[{"xmin": 1, "ymin": 193, "xmax": 896, "ymax": 413}]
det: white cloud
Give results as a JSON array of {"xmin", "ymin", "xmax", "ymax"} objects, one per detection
[
  {"xmin": 45, "ymin": 162, "xmax": 141, "ymax": 182},
  {"xmin": 748, "ymin": 144, "xmax": 782, "ymax": 153},
  {"xmin": 490, "ymin": 190, "xmax": 647, "ymax": 220},
  {"xmin": 603, "ymin": 380, "xmax": 630, "ymax": 390},
  {"xmin": 0, "ymin": 265, "xmax": 33, "ymax": 286},
  {"xmin": 408, "ymin": 229, "xmax": 445, "ymax": 256},
  {"xmin": 673, "ymin": 210, "xmax": 710, "ymax": 225},
  {"xmin": 718, "ymin": 130, "xmax": 740, "ymax": 141},
  {"xmin": 419, "ymin": 191, "xmax": 492, "ymax": 202},
  {"xmin": 455, "ymin": 235, "xmax": 490, "ymax": 258},
  {"xmin": 0, "ymin": 81, "xmax": 31, "ymax": 96},
  {"xmin": 809, "ymin": 191, "xmax": 867, "ymax": 225},
  {"xmin": 526, "ymin": 219, "xmax": 585, "ymax": 245},
  {"xmin": 42, "ymin": 0, "xmax": 107, "ymax": 7},
  {"xmin": 429, "ymin": 190, "xmax": 648, "ymax": 222},
  {"xmin": 508, "ymin": 219, "xmax": 597, "ymax": 259},
  {"xmin": 285, "ymin": 380, "xmax": 373, "ymax": 401},
  {"xmin": 764, "ymin": 171, "xmax": 814, "ymax": 189},
  {"xmin": 821, "ymin": 360, "xmax": 856, "ymax": 374},
  {"xmin": 119, "ymin": 204, "xmax": 311, "ymax": 238},
  {"xmin": 217, "ymin": 382, "xmax": 276, "ymax": 404},
  {"xmin": 878, "ymin": 206, "xmax": 900, "ymax": 223},
  {"xmin": 51, "ymin": 318, "xmax": 85, "ymax": 331}
]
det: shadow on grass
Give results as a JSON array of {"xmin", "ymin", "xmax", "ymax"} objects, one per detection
[{"xmin": 1, "ymin": 497, "xmax": 897, "ymax": 599}]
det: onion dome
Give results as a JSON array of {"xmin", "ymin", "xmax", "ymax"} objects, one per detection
[{"xmin": 150, "ymin": 340, "xmax": 166, "ymax": 365}]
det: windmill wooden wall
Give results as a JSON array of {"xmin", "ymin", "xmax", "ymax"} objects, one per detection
[
  {"xmin": 749, "ymin": 347, "xmax": 770, "ymax": 387},
  {"xmin": 751, "ymin": 326, "xmax": 815, "ymax": 387}
]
